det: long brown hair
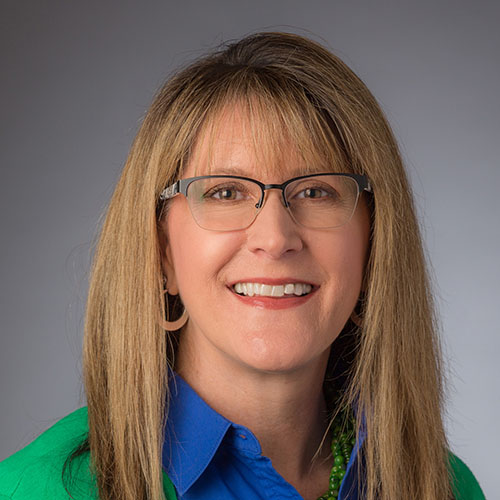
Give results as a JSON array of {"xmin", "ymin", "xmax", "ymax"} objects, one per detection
[{"xmin": 79, "ymin": 32, "xmax": 451, "ymax": 499}]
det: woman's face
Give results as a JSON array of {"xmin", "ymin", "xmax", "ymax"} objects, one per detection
[{"xmin": 159, "ymin": 108, "xmax": 371, "ymax": 375}]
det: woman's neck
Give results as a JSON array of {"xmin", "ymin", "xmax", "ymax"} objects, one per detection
[{"xmin": 176, "ymin": 331, "xmax": 333, "ymax": 496}]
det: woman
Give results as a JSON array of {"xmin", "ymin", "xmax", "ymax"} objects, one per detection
[{"xmin": 0, "ymin": 32, "xmax": 485, "ymax": 500}]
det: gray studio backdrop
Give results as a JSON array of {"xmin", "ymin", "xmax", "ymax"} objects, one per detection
[{"xmin": 1, "ymin": 1, "xmax": 498, "ymax": 498}]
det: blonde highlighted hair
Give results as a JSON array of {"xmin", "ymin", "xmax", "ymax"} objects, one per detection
[{"xmin": 76, "ymin": 32, "xmax": 451, "ymax": 499}]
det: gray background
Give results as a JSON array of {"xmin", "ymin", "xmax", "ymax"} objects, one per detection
[{"xmin": 1, "ymin": 1, "xmax": 498, "ymax": 498}]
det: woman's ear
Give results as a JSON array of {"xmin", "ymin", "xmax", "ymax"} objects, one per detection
[{"xmin": 158, "ymin": 225, "xmax": 179, "ymax": 296}]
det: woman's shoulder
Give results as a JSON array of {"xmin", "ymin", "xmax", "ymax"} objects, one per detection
[
  {"xmin": 0, "ymin": 407, "xmax": 96, "ymax": 499},
  {"xmin": 1, "ymin": 410, "xmax": 482, "ymax": 500},
  {"xmin": 0, "ymin": 407, "xmax": 177, "ymax": 500},
  {"xmin": 449, "ymin": 452, "xmax": 486, "ymax": 500}
]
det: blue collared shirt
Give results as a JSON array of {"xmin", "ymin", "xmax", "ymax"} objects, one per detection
[{"xmin": 162, "ymin": 373, "xmax": 365, "ymax": 499}]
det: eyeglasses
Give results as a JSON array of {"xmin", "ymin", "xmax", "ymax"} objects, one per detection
[{"xmin": 159, "ymin": 173, "xmax": 372, "ymax": 231}]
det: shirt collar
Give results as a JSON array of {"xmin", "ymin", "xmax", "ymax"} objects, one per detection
[
  {"xmin": 162, "ymin": 373, "xmax": 232, "ymax": 496},
  {"xmin": 162, "ymin": 372, "xmax": 366, "ymax": 497}
]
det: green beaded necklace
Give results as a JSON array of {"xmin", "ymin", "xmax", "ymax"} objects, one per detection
[{"xmin": 316, "ymin": 410, "xmax": 356, "ymax": 500}]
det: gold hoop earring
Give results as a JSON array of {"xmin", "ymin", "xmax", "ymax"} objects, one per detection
[
  {"xmin": 350, "ymin": 291, "xmax": 366, "ymax": 327},
  {"xmin": 350, "ymin": 310, "xmax": 362, "ymax": 327},
  {"xmin": 160, "ymin": 308, "xmax": 188, "ymax": 331},
  {"xmin": 160, "ymin": 276, "xmax": 188, "ymax": 331}
]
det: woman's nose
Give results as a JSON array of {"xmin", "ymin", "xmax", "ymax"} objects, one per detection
[{"xmin": 245, "ymin": 191, "xmax": 304, "ymax": 259}]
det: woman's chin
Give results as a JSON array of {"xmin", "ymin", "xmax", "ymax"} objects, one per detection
[{"xmin": 230, "ymin": 336, "xmax": 324, "ymax": 375}]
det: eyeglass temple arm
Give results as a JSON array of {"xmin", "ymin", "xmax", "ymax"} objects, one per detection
[
  {"xmin": 358, "ymin": 175, "xmax": 372, "ymax": 193},
  {"xmin": 159, "ymin": 181, "xmax": 181, "ymax": 201}
]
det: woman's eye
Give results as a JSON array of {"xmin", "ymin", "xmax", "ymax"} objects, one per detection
[
  {"xmin": 295, "ymin": 186, "xmax": 335, "ymax": 200},
  {"xmin": 205, "ymin": 185, "xmax": 247, "ymax": 201},
  {"xmin": 214, "ymin": 188, "xmax": 238, "ymax": 200}
]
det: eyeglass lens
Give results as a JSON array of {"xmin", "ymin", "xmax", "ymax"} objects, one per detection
[{"xmin": 186, "ymin": 175, "xmax": 360, "ymax": 231}]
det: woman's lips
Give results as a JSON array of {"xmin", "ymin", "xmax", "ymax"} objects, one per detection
[
  {"xmin": 228, "ymin": 281, "xmax": 318, "ymax": 310},
  {"xmin": 233, "ymin": 282, "xmax": 313, "ymax": 297}
]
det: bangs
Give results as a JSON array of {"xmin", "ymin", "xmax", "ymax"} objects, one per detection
[{"xmin": 180, "ymin": 68, "xmax": 352, "ymax": 180}]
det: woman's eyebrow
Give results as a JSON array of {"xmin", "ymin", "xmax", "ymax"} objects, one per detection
[
  {"xmin": 203, "ymin": 165, "xmax": 256, "ymax": 177},
  {"xmin": 205, "ymin": 165, "xmax": 315, "ymax": 178}
]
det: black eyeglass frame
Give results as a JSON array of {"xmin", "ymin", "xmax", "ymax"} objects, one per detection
[{"xmin": 159, "ymin": 172, "xmax": 372, "ymax": 209}]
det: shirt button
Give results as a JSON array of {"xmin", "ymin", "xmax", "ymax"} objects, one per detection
[{"xmin": 238, "ymin": 433, "xmax": 247, "ymax": 439}]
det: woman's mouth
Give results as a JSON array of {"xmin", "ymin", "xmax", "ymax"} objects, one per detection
[
  {"xmin": 228, "ymin": 280, "xmax": 318, "ymax": 310},
  {"xmin": 232, "ymin": 282, "xmax": 313, "ymax": 297}
]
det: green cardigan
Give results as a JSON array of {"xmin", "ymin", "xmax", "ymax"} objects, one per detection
[{"xmin": 0, "ymin": 407, "xmax": 485, "ymax": 499}]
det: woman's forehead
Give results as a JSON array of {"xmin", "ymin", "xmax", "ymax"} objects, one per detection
[{"xmin": 183, "ymin": 103, "xmax": 340, "ymax": 179}]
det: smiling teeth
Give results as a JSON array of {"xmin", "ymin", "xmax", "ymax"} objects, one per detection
[{"xmin": 233, "ymin": 282, "xmax": 313, "ymax": 297}]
